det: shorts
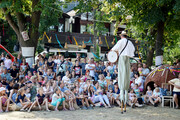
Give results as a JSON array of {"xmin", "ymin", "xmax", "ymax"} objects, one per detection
[
  {"xmin": 16, "ymin": 103, "xmax": 22, "ymax": 107},
  {"xmin": 173, "ymin": 92, "xmax": 180, "ymax": 96},
  {"xmin": 51, "ymin": 98, "xmax": 65, "ymax": 106},
  {"xmin": 139, "ymin": 88, "xmax": 143, "ymax": 92},
  {"xmin": 76, "ymin": 99, "xmax": 82, "ymax": 106},
  {"xmin": 1, "ymin": 97, "xmax": 7, "ymax": 105}
]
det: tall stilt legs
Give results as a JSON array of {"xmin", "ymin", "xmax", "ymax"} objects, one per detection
[
  {"xmin": 124, "ymin": 104, "xmax": 126, "ymax": 112},
  {"xmin": 121, "ymin": 101, "xmax": 124, "ymax": 114}
]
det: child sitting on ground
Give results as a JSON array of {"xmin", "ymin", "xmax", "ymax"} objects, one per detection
[
  {"xmin": 16, "ymin": 88, "xmax": 31, "ymax": 111},
  {"xmin": 144, "ymin": 86, "xmax": 152, "ymax": 104},
  {"xmin": 28, "ymin": 87, "xmax": 50, "ymax": 112},
  {"xmin": 0, "ymin": 87, "xmax": 10, "ymax": 112},
  {"xmin": 149, "ymin": 87, "xmax": 161, "ymax": 107},
  {"xmin": 128, "ymin": 89, "xmax": 137, "ymax": 108},
  {"xmin": 51, "ymin": 88, "xmax": 67, "ymax": 111},
  {"xmin": 64, "ymin": 90, "xmax": 75, "ymax": 111}
]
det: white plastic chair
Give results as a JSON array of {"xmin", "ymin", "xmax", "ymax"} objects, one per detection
[{"xmin": 161, "ymin": 83, "xmax": 174, "ymax": 108}]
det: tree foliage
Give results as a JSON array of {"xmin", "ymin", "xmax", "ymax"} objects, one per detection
[
  {"xmin": 103, "ymin": 0, "xmax": 180, "ymax": 65},
  {"xmin": 0, "ymin": 0, "xmax": 63, "ymax": 49}
]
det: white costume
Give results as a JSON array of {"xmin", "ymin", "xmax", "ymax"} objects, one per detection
[{"xmin": 112, "ymin": 37, "xmax": 135, "ymax": 104}]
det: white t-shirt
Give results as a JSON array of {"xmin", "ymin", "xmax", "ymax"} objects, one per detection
[
  {"xmin": 4, "ymin": 59, "xmax": 12, "ymax": 69},
  {"xmin": 51, "ymin": 93, "xmax": 58, "ymax": 103},
  {"xmin": 135, "ymin": 77, "xmax": 143, "ymax": 90},
  {"xmin": 85, "ymin": 64, "xmax": 95, "ymax": 77},
  {"xmin": 107, "ymin": 66, "xmax": 113, "ymax": 74},
  {"xmin": 170, "ymin": 78, "xmax": 180, "ymax": 92},
  {"xmin": 142, "ymin": 68, "xmax": 150, "ymax": 76},
  {"xmin": 62, "ymin": 76, "xmax": 70, "ymax": 84},
  {"xmin": 54, "ymin": 59, "xmax": 60, "ymax": 64}
]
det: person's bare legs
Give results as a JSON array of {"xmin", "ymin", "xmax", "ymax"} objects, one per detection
[
  {"xmin": 5, "ymin": 99, "xmax": 10, "ymax": 112},
  {"xmin": 144, "ymin": 96, "xmax": 147, "ymax": 103},
  {"xmin": 149, "ymin": 96, "xmax": 154, "ymax": 105},
  {"xmin": 174, "ymin": 94, "xmax": 179, "ymax": 108},
  {"xmin": 0, "ymin": 97, "xmax": 3, "ymax": 112},
  {"xmin": 62, "ymin": 100, "xmax": 68, "ymax": 111},
  {"xmin": 43, "ymin": 98, "xmax": 50, "ymax": 111},
  {"xmin": 154, "ymin": 97, "xmax": 161, "ymax": 104},
  {"xmin": 71, "ymin": 100, "xmax": 74, "ymax": 110},
  {"xmin": 115, "ymin": 99, "xmax": 121, "ymax": 107},
  {"xmin": 28, "ymin": 101, "xmax": 37, "ymax": 112},
  {"xmin": 21, "ymin": 102, "xmax": 31, "ymax": 111},
  {"xmin": 85, "ymin": 98, "xmax": 90, "ymax": 107},
  {"xmin": 88, "ymin": 98, "xmax": 95, "ymax": 107},
  {"xmin": 81, "ymin": 98, "xmax": 85, "ymax": 107},
  {"xmin": 55, "ymin": 101, "xmax": 61, "ymax": 111}
]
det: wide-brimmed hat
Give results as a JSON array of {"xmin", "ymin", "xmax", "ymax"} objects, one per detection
[
  {"xmin": 120, "ymin": 31, "xmax": 128, "ymax": 36},
  {"xmin": 0, "ymin": 87, "xmax": 6, "ymax": 92}
]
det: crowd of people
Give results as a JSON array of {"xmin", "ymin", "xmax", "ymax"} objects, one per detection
[{"xmin": 0, "ymin": 52, "xmax": 179, "ymax": 113}]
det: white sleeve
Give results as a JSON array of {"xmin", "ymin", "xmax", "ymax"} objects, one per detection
[
  {"xmin": 111, "ymin": 41, "xmax": 121, "ymax": 51},
  {"xmin": 85, "ymin": 64, "xmax": 88, "ymax": 70}
]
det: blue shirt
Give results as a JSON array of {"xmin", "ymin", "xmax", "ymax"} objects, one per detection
[
  {"xmin": 59, "ymin": 86, "xmax": 69, "ymax": 92},
  {"xmin": 1, "ymin": 73, "xmax": 12, "ymax": 82},
  {"xmin": 80, "ymin": 63, "xmax": 87, "ymax": 75}
]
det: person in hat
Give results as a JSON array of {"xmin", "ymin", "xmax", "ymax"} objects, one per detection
[
  {"xmin": 0, "ymin": 87, "xmax": 10, "ymax": 112},
  {"xmin": 111, "ymin": 31, "xmax": 135, "ymax": 113}
]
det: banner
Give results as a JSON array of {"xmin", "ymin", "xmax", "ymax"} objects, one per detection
[
  {"xmin": 73, "ymin": 36, "xmax": 78, "ymax": 46},
  {"xmin": 68, "ymin": 36, "xmax": 72, "ymax": 44},
  {"xmin": 55, "ymin": 34, "xmax": 63, "ymax": 48},
  {"xmin": 105, "ymin": 36, "xmax": 109, "ymax": 49}
]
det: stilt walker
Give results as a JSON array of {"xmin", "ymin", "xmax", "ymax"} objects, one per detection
[{"xmin": 111, "ymin": 31, "xmax": 135, "ymax": 114}]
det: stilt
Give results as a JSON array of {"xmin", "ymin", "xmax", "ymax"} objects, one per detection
[
  {"xmin": 121, "ymin": 101, "xmax": 123, "ymax": 114},
  {"xmin": 124, "ymin": 103, "xmax": 126, "ymax": 112}
]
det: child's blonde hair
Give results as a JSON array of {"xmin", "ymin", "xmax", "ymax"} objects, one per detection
[{"xmin": 15, "ymin": 88, "xmax": 24, "ymax": 102}]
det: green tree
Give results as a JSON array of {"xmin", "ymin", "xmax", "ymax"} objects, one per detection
[
  {"xmin": 104, "ymin": 0, "xmax": 180, "ymax": 66},
  {"xmin": 0, "ymin": 0, "xmax": 63, "ymax": 61},
  {"xmin": 66, "ymin": 0, "xmax": 109, "ymax": 54}
]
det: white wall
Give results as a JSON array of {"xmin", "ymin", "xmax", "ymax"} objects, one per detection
[{"xmin": 65, "ymin": 18, "xmax": 70, "ymax": 32}]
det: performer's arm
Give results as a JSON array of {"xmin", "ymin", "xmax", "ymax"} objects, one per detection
[{"xmin": 111, "ymin": 41, "xmax": 120, "ymax": 51}]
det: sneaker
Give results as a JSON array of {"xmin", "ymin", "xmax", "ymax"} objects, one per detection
[
  {"xmin": 87, "ymin": 106, "xmax": 93, "ymax": 109},
  {"xmin": 175, "ymin": 106, "xmax": 179, "ymax": 109},
  {"xmin": 138, "ymin": 104, "xmax": 143, "ymax": 108},
  {"xmin": 131, "ymin": 103, "xmax": 135, "ymax": 108},
  {"xmin": 154, "ymin": 103, "xmax": 158, "ymax": 107},
  {"xmin": 82, "ymin": 106, "xmax": 88, "ymax": 110}
]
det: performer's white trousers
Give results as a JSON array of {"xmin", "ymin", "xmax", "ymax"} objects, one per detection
[{"xmin": 118, "ymin": 56, "xmax": 130, "ymax": 103}]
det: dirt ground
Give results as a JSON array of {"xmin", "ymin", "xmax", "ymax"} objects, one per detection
[{"xmin": 0, "ymin": 106, "xmax": 180, "ymax": 120}]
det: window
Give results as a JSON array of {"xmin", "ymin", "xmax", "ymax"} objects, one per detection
[
  {"xmin": 80, "ymin": 25, "xmax": 86, "ymax": 33},
  {"xmin": 49, "ymin": 26, "xmax": 55, "ymax": 30},
  {"xmin": 58, "ymin": 24, "xmax": 64, "ymax": 32}
]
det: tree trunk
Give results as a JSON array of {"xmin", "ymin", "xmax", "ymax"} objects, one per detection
[
  {"xmin": 155, "ymin": 21, "xmax": 164, "ymax": 66},
  {"xmin": 93, "ymin": 9, "xmax": 97, "ymax": 54},
  {"xmin": 146, "ymin": 47, "xmax": 154, "ymax": 67}
]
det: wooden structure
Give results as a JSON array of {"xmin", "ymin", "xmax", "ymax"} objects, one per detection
[{"xmin": 144, "ymin": 64, "xmax": 179, "ymax": 90}]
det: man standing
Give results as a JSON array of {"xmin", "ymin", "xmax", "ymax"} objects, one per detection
[
  {"xmin": 85, "ymin": 58, "xmax": 96, "ymax": 80},
  {"xmin": 169, "ymin": 73, "xmax": 180, "ymax": 109},
  {"xmin": 111, "ymin": 31, "xmax": 135, "ymax": 113},
  {"xmin": 140, "ymin": 63, "xmax": 150, "ymax": 81},
  {"xmin": 73, "ymin": 60, "xmax": 82, "ymax": 78},
  {"xmin": 56, "ymin": 56, "xmax": 66, "ymax": 79},
  {"xmin": 80, "ymin": 58, "xmax": 87, "ymax": 75}
]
